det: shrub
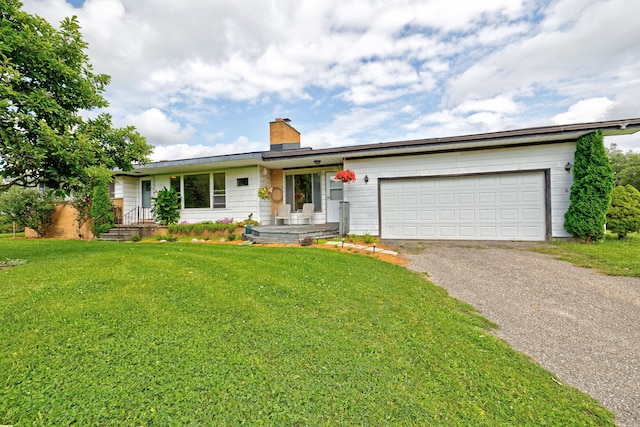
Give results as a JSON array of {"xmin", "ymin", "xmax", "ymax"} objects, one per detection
[
  {"xmin": 606, "ymin": 185, "xmax": 640, "ymax": 238},
  {"xmin": 0, "ymin": 187, "xmax": 57, "ymax": 237},
  {"xmin": 168, "ymin": 221, "xmax": 239, "ymax": 235},
  {"xmin": 151, "ymin": 187, "xmax": 180, "ymax": 225},
  {"xmin": 564, "ymin": 130, "xmax": 614, "ymax": 242},
  {"xmin": 362, "ymin": 232, "xmax": 377, "ymax": 244},
  {"xmin": 227, "ymin": 233, "xmax": 237, "ymax": 241},
  {"xmin": 130, "ymin": 234, "xmax": 142, "ymax": 242},
  {"xmin": 91, "ymin": 184, "xmax": 114, "ymax": 237}
]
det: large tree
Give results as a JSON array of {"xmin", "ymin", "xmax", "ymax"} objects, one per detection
[
  {"xmin": 0, "ymin": 0, "xmax": 152, "ymax": 194},
  {"xmin": 564, "ymin": 130, "xmax": 615, "ymax": 242},
  {"xmin": 606, "ymin": 143, "xmax": 640, "ymax": 190}
]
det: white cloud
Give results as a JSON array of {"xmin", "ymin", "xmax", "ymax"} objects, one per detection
[
  {"xmin": 126, "ymin": 108, "xmax": 195, "ymax": 146},
  {"xmin": 150, "ymin": 136, "xmax": 265, "ymax": 162},
  {"xmin": 553, "ymin": 98, "xmax": 614, "ymax": 124},
  {"xmin": 445, "ymin": 0, "xmax": 640, "ymax": 107},
  {"xmin": 19, "ymin": 0, "xmax": 640, "ymax": 158}
]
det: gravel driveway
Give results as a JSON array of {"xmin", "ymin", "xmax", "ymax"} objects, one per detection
[{"xmin": 390, "ymin": 241, "xmax": 640, "ymax": 427}]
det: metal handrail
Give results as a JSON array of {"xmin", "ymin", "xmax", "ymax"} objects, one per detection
[{"xmin": 116, "ymin": 206, "xmax": 152, "ymax": 237}]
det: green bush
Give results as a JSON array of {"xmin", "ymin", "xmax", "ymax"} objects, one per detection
[
  {"xmin": 606, "ymin": 185, "xmax": 640, "ymax": 238},
  {"xmin": 90, "ymin": 184, "xmax": 114, "ymax": 237},
  {"xmin": 0, "ymin": 187, "xmax": 57, "ymax": 237},
  {"xmin": 151, "ymin": 187, "xmax": 180, "ymax": 225},
  {"xmin": 564, "ymin": 130, "xmax": 615, "ymax": 242},
  {"xmin": 168, "ymin": 221, "xmax": 239, "ymax": 235}
]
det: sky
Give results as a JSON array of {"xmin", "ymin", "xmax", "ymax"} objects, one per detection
[{"xmin": 21, "ymin": 0, "xmax": 640, "ymax": 161}]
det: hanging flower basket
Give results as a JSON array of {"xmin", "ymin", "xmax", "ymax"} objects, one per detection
[
  {"xmin": 334, "ymin": 169, "xmax": 356, "ymax": 183},
  {"xmin": 258, "ymin": 186, "xmax": 273, "ymax": 200}
]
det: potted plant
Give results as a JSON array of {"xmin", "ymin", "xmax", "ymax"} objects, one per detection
[
  {"xmin": 258, "ymin": 186, "xmax": 273, "ymax": 200},
  {"xmin": 334, "ymin": 169, "xmax": 356, "ymax": 183}
]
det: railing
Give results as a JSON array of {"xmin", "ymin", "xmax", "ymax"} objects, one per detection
[
  {"xmin": 116, "ymin": 207, "xmax": 152, "ymax": 238},
  {"xmin": 120, "ymin": 206, "xmax": 152, "ymax": 226}
]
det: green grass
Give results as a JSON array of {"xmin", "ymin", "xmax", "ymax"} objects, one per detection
[
  {"xmin": 0, "ymin": 232, "xmax": 24, "ymax": 239},
  {"xmin": 534, "ymin": 233, "xmax": 640, "ymax": 277},
  {"xmin": 0, "ymin": 240, "xmax": 614, "ymax": 426}
]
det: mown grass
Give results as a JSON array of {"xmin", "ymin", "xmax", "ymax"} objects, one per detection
[
  {"xmin": 0, "ymin": 232, "xmax": 24, "ymax": 239},
  {"xmin": 533, "ymin": 233, "xmax": 640, "ymax": 277},
  {"xmin": 0, "ymin": 240, "xmax": 614, "ymax": 426}
]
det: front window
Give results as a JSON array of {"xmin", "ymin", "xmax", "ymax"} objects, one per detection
[
  {"xmin": 184, "ymin": 173, "xmax": 210, "ymax": 208},
  {"xmin": 285, "ymin": 173, "xmax": 321, "ymax": 211}
]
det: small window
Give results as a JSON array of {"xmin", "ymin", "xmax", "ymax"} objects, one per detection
[
  {"xmin": 213, "ymin": 173, "xmax": 226, "ymax": 209},
  {"xmin": 237, "ymin": 177, "xmax": 249, "ymax": 187}
]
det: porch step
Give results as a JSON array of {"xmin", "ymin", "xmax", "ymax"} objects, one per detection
[{"xmin": 95, "ymin": 226, "xmax": 140, "ymax": 242}]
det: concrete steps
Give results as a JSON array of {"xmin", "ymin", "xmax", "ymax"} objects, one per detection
[{"xmin": 96, "ymin": 226, "xmax": 140, "ymax": 242}]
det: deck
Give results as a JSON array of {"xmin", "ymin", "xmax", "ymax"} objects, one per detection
[{"xmin": 244, "ymin": 223, "xmax": 340, "ymax": 244}]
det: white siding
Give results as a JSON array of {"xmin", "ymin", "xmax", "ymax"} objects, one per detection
[
  {"xmin": 345, "ymin": 142, "xmax": 576, "ymax": 239},
  {"xmin": 124, "ymin": 167, "xmax": 265, "ymax": 225},
  {"xmin": 121, "ymin": 176, "xmax": 138, "ymax": 216}
]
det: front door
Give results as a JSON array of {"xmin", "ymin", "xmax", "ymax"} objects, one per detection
[
  {"xmin": 326, "ymin": 174, "xmax": 343, "ymax": 223},
  {"xmin": 141, "ymin": 180, "xmax": 152, "ymax": 209}
]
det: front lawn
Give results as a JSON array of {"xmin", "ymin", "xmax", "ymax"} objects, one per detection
[
  {"xmin": 534, "ymin": 233, "xmax": 640, "ymax": 277},
  {"xmin": 0, "ymin": 240, "xmax": 614, "ymax": 426}
]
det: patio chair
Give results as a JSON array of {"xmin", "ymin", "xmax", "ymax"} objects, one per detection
[
  {"xmin": 298, "ymin": 203, "xmax": 314, "ymax": 224},
  {"xmin": 275, "ymin": 204, "xmax": 291, "ymax": 225}
]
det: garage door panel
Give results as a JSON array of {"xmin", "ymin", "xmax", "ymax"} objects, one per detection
[
  {"xmin": 439, "ymin": 194, "xmax": 455, "ymax": 204},
  {"xmin": 500, "ymin": 209, "xmax": 518, "ymax": 220},
  {"xmin": 420, "ymin": 194, "xmax": 436, "ymax": 205},
  {"xmin": 439, "ymin": 210, "xmax": 455, "ymax": 221},
  {"xmin": 458, "ymin": 193, "xmax": 475, "ymax": 203},
  {"xmin": 522, "ymin": 191, "xmax": 542, "ymax": 203},
  {"xmin": 381, "ymin": 172, "xmax": 546, "ymax": 241},
  {"xmin": 459, "ymin": 209, "xmax": 475, "ymax": 221},
  {"xmin": 421, "ymin": 210, "xmax": 436, "ymax": 220},
  {"xmin": 500, "ymin": 192, "xmax": 518, "ymax": 203}
]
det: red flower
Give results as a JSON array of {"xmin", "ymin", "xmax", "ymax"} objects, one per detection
[{"xmin": 334, "ymin": 169, "xmax": 356, "ymax": 183}]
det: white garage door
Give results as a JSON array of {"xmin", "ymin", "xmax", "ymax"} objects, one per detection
[{"xmin": 380, "ymin": 172, "xmax": 547, "ymax": 241}]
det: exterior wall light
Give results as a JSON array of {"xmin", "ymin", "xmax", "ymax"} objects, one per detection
[
  {"xmin": 565, "ymin": 162, "xmax": 573, "ymax": 172},
  {"xmin": 364, "ymin": 175, "xmax": 369, "ymax": 183}
]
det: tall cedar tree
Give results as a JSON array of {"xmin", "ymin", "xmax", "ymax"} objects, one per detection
[
  {"xmin": 564, "ymin": 130, "xmax": 614, "ymax": 242},
  {"xmin": 0, "ymin": 0, "xmax": 152, "ymax": 194}
]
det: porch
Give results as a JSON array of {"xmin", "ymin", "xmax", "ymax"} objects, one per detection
[{"xmin": 244, "ymin": 223, "xmax": 340, "ymax": 244}]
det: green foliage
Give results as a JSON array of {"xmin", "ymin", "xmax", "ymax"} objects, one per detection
[
  {"xmin": 0, "ymin": 240, "xmax": 615, "ymax": 425},
  {"xmin": 0, "ymin": 210, "xmax": 23, "ymax": 233},
  {"xmin": 606, "ymin": 185, "xmax": 640, "ymax": 238},
  {"xmin": 564, "ymin": 130, "xmax": 615, "ymax": 242},
  {"xmin": 168, "ymin": 221, "xmax": 239, "ymax": 235},
  {"xmin": 0, "ymin": 1, "xmax": 152, "ymax": 195},
  {"xmin": 130, "ymin": 234, "xmax": 142, "ymax": 242},
  {"xmin": 90, "ymin": 184, "xmax": 113, "ymax": 237},
  {"xmin": 606, "ymin": 143, "xmax": 640, "ymax": 189},
  {"xmin": 0, "ymin": 187, "xmax": 57, "ymax": 237},
  {"xmin": 151, "ymin": 187, "xmax": 180, "ymax": 225}
]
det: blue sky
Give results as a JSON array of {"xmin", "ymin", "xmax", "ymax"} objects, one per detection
[{"xmin": 22, "ymin": 0, "xmax": 640, "ymax": 160}]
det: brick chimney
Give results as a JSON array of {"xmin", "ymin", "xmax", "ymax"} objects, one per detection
[{"xmin": 270, "ymin": 118, "xmax": 300, "ymax": 151}]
